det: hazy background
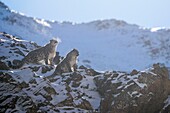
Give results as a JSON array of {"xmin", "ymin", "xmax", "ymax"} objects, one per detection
[{"xmin": 1, "ymin": 0, "xmax": 170, "ymax": 27}]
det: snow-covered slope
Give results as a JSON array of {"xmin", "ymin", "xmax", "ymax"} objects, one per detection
[
  {"xmin": 0, "ymin": 1, "xmax": 170, "ymax": 71},
  {"xmin": 0, "ymin": 31, "xmax": 170, "ymax": 113},
  {"xmin": 1, "ymin": 2, "xmax": 170, "ymax": 112}
]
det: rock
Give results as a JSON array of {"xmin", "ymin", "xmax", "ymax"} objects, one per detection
[
  {"xmin": 14, "ymin": 49, "xmax": 25, "ymax": 56},
  {"xmin": 76, "ymin": 99, "xmax": 93, "ymax": 110},
  {"xmin": 29, "ymin": 66, "xmax": 40, "ymax": 72},
  {"xmin": 79, "ymin": 65, "xmax": 101, "ymax": 76},
  {"xmin": 2, "ymin": 33, "xmax": 13, "ymax": 39},
  {"xmin": 161, "ymin": 105, "xmax": 170, "ymax": 113},
  {"xmin": 43, "ymin": 86, "xmax": 57, "ymax": 95},
  {"xmin": 41, "ymin": 65, "xmax": 54, "ymax": 73},
  {"xmin": 29, "ymin": 79, "xmax": 37, "ymax": 84},
  {"xmin": 130, "ymin": 69, "xmax": 139, "ymax": 75},
  {"xmin": 79, "ymin": 65, "xmax": 87, "ymax": 69},
  {"xmin": 57, "ymin": 96, "xmax": 74, "ymax": 107},
  {"xmin": 72, "ymin": 81, "xmax": 81, "ymax": 88},
  {"xmin": 71, "ymin": 72, "xmax": 83, "ymax": 82},
  {"xmin": 0, "ymin": 72, "xmax": 39, "ymax": 113},
  {"xmin": 19, "ymin": 81, "xmax": 29, "ymax": 88},
  {"xmin": 0, "ymin": 56, "xmax": 6, "ymax": 60},
  {"xmin": 94, "ymin": 64, "xmax": 170, "ymax": 113},
  {"xmin": 13, "ymin": 59, "xmax": 22, "ymax": 66},
  {"xmin": 0, "ymin": 72, "xmax": 16, "ymax": 83},
  {"xmin": 0, "ymin": 61, "xmax": 9, "ymax": 70}
]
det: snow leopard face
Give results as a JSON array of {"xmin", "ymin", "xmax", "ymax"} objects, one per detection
[
  {"xmin": 50, "ymin": 39, "xmax": 58, "ymax": 47},
  {"xmin": 70, "ymin": 49, "xmax": 79, "ymax": 57}
]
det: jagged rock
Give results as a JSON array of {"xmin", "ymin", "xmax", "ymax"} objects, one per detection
[
  {"xmin": 13, "ymin": 59, "xmax": 22, "ymax": 66},
  {"xmin": 76, "ymin": 99, "xmax": 93, "ymax": 110},
  {"xmin": 72, "ymin": 81, "xmax": 81, "ymax": 88},
  {"xmin": 0, "ymin": 72, "xmax": 15, "ymax": 83},
  {"xmin": 94, "ymin": 64, "xmax": 170, "ymax": 113},
  {"xmin": 57, "ymin": 96, "xmax": 74, "ymax": 107},
  {"xmin": 57, "ymin": 72, "xmax": 83, "ymax": 88},
  {"xmin": 43, "ymin": 86, "xmax": 57, "ymax": 95},
  {"xmin": 1, "ymin": 62, "xmax": 169, "ymax": 112},
  {"xmin": 0, "ymin": 72, "xmax": 39, "ymax": 113},
  {"xmin": 2, "ymin": 33, "xmax": 13, "ymax": 39},
  {"xmin": 79, "ymin": 65, "xmax": 101, "ymax": 76},
  {"xmin": 14, "ymin": 49, "xmax": 25, "ymax": 56},
  {"xmin": 41, "ymin": 65, "xmax": 54, "ymax": 73},
  {"xmin": 29, "ymin": 79, "xmax": 37, "ymax": 84},
  {"xmin": 19, "ymin": 81, "xmax": 29, "ymax": 88},
  {"xmin": 161, "ymin": 105, "xmax": 170, "ymax": 113},
  {"xmin": 130, "ymin": 69, "xmax": 139, "ymax": 75},
  {"xmin": 29, "ymin": 66, "xmax": 40, "ymax": 72},
  {"xmin": 0, "ymin": 61, "xmax": 9, "ymax": 70},
  {"xmin": 0, "ymin": 56, "xmax": 6, "ymax": 60},
  {"xmin": 71, "ymin": 72, "xmax": 83, "ymax": 82}
]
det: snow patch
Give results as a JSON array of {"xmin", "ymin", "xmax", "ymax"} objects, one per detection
[{"xmin": 34, "ymin": 19, "xmax": 51, "ymax": 27}]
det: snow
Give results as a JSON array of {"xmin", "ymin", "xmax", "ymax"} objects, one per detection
[
  {"xmin": 151, "ymin": 27, "xmax": 165, "ymax": 32},
  {"xmin": 163, "ymin": 95, "xmax": 170, "ymax": 109},
  {"xmin": 50, "ymin": 82, "xmax": 68, "ymax": 105},
  {"xmin": 34, "ymin": 18, "xmax": 51, "ymax": 27},
  {"xmin": 109, "ymin": 71, "xmax": 147, "ymax": 89},
  {"xmin": 9, "ymin": 68, "xmax": 34, "ymax": 83}
]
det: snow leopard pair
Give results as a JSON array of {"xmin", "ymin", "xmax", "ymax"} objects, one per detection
[{"xmin": 9, "ymin": 39, "xmax": 79, "ymax": 74}]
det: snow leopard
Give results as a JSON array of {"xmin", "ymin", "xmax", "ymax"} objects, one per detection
[
  {"xmin": 9, "ymin": 39, "xmax": 59, "ymax": 69},
  {"xmin": 52, "ymin": 48, "xmax": 79, "ymax": 75}
]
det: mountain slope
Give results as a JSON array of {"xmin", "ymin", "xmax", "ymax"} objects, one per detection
[
  {"xmin": 0, "ymin": 1, "xmax": 170, "ymax": 113},
  {"xmin": 0, "ymin": 1, "xmax": 170, "ymax": 71},
  {"xmin": 0, "ymin": 32, "xmax": 170, "ymax": 113}
]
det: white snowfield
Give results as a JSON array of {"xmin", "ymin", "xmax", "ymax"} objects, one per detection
[{"xmin": 0, "ymin": 2, "xmax": 170, "ymax": 72}]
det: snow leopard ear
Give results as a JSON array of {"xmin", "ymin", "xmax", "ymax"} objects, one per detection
[
  {"xmin": 73, "ymin": 48, "xmax": 78, "ymax": 52},
  {"xmin": 53, "ymin": 37, "xmax": 61, "ymax": 42},
  {"xmin": 50, "ymin": 39, "xmax": 57, "ymax": 43}
]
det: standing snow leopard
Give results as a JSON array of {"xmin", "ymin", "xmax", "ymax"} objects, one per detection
[{"xmin": 9, "ymin": 39, "xmax": 59, "ymax": 69}]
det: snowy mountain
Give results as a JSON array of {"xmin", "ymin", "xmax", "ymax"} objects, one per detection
[
  {"xmin": 0, "ymin": 1, "xmax": 170, "ymax": 71},
  {"xmin": 1, "ymin": 1, "xmax": 170, "ymax": 113}
]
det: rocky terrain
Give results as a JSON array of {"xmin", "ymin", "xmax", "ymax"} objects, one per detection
[{"xmin": 0, "ymin": 32, "xmax": 170, "ymax": 113}]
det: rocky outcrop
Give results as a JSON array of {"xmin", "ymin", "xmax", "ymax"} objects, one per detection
[
  {"xmin": 0, "ymin": 72, "xmax": 39, "ymax": 113},
  {"xmin": 1, "ymin": 62, "xmax": 169, "ymax": 113},
  {"xmin": 0, "ymin": 67, "xmax": 101, "ymax": 112},
  {"xmin": 0, "ymin": 32, "xmax": 40, "ymax": 70},
  {"xmin": 94, "ymin": 63, "xmax": 170, "ymax": 113}
]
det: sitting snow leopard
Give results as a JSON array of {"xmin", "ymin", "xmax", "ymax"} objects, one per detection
[
  {"xmin": 49, "ymin": 49, "xmax": 79, "ymax": 77},
  {"xmin": 9, "ymin": 39, "xmax": 59, "ymax": 69}
]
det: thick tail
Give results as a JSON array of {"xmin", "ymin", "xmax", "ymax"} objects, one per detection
[{"xmin": 8, "ymin": 59, "xmax": 24, "ymax": 69}]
